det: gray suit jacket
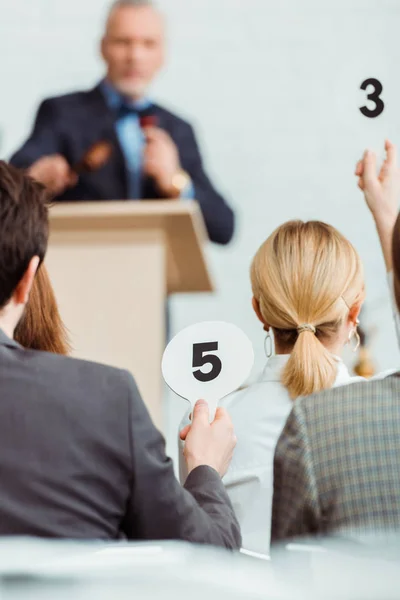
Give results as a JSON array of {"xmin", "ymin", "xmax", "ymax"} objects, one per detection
[
  {"xmin": 271, "ymin": 374, "xmax": 400, "ymax": 544},
  {"xmin": 0, "ymin": 330, "xmax": 240, "ymax": 548}
]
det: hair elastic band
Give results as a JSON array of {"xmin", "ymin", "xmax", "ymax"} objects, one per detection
[{"xmin": 297, "ymin": 324, "xmax": 316, "ymax": 335}]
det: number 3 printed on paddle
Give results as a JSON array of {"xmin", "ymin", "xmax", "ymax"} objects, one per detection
[
  {"xmin": 360, "ymin": 78, "xmax": 384, "ymax": 118},
  {"xmin": 162, "ymin": 322, "xmax": 254, "ymax": 416}
]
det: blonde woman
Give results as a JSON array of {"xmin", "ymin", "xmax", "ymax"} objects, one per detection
[{"xmin": 218, "ymin": 220, "xmax": 365, "ymax": 557}]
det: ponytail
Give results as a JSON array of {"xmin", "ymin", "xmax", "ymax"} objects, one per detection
[{"xmin": 281, "ymin": 329, "xmax": 337, "ymax": 399}]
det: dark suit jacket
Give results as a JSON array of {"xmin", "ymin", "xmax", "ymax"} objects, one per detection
[
  {"xmin": 271, "ymin": 375, "xmax": 400, "ymax": 545},
  {"xmin": 10, "ymin": 85, "xmax": 234, "ymax": 245},
  {"xmin": 0, "ymin": 330, "xmax": 240, "ymax": 548}
]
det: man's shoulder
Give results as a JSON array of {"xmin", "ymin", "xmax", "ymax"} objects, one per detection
[
  {"xmin": 39, "ymin": 87, "xmax": 99, "ymax": 111},
  {"xmin": 298, "ymin": 373, "xmax": 400, "ymax": 418},
  {"xmin": 16, "ymin": 346, "xmax": 137, "ymax": 395}
]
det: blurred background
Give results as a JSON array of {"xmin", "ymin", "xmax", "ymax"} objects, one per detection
[{"xmin": 1, "ymin": 0, "xmax": 399, "ymax": 457}]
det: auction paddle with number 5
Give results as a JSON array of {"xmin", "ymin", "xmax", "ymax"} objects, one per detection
[{"xmin": 162, "ymin": 322, "xmax": 254, "ymax": 419}]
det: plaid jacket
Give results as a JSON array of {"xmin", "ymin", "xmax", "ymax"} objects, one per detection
[{"xmin": 271, "ymin": 374, "xmax": 400, "ymax": 544}]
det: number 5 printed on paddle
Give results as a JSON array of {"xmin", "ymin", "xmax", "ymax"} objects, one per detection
[
  {"xmin": 360, "ymin": 78, "xmax": 384, "ymax": 118},
  {"xmin": 192, "ymin": 342, "xmax": 222, "ymax": 382}
]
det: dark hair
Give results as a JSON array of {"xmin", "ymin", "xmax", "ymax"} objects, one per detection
[
  {"xmin": 14, "ymin": 264, "xmax": 71, "ymax": 355},
  {"xmin": 0, "ymin": 162, "xmax": 48, "ymax": 308},
  {"xmin": 392, "ymin": 212, "xmax": 400, "ymax": 312}
]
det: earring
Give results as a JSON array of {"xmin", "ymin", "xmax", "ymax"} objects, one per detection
[
  {"xmin": 264, "ymin": 331, "xmax": 273, "ymax": 358},
  {"xmin": 353, "ymin": 329, "xmax": 361, "ymax": 353},
  {"xmin": 348, "ymin": 321, "xmax": 361, "ymax": 353}
]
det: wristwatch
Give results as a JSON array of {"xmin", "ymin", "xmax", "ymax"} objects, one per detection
[{"xmin": 171, "ymin": 169, "xmax": 191, "ymax": 195}]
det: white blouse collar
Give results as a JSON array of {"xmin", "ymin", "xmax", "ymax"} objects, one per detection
[{"xmin": 259, "ymin": 353, "xmax": 358, "ymax": 386}]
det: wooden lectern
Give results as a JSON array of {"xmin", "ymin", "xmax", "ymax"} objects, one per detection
[{"xmin": 45, "ymin": 201, "xmax": 213, "ymax": 430}]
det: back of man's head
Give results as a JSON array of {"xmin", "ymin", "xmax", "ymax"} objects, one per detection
[{"xmin": 0, "ymin": 162, "xmax": 48, "ymax": 309}]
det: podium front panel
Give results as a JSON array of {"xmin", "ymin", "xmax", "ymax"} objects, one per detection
[{"xmin": 46, "ymin": 227, "xmax": 166, "ymax": 429}]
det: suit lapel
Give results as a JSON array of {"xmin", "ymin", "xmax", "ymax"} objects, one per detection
[{"xmin": 83, "ymin": 86, "xmax": 129, "ymax": 199}]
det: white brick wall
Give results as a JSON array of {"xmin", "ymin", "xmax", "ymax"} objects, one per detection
[{"xmin": 1, "ymin": 0, "xmax": 399, "ymax": 383}]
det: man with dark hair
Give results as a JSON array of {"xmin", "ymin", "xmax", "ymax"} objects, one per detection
[
  {"xmin": 10, "ymin": 0, "xmax": 234, "ymax": 245},
  {"xmin": 271, "ymin": 140, "xmax": 400, "ymax": 544},
  {"xmin": 0, "ymin": 161, "xmax": 240, "ymax": 546},
  {"xmin": 0, "ymin": 167, "xmax": 48, "ymax": 309}
]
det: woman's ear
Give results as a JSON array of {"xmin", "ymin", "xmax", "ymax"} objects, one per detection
[
  {"xmin": 348, "ymin": 301, "xmax": 363, "ymax": 326},
  {"xmin": 252, "ymin": 297, "xmax": 270, "ymax": 331}
]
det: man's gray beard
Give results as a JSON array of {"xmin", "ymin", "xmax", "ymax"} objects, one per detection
[{"xmin": 114, "ymin": 80, "xmax": 148, "ymax": 101}]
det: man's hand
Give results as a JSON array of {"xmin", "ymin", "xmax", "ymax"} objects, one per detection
[
  {"xmin": 143, "ymin": 127, "xmax": 181, "ymax": 198},
  {"xmin": 28, "ymin": 154, "xmax": 78, "ymax": 196},
  {"xmin": 356, "ymin": 140, "xmax": 400, "ymax": 271},
  {"xmin": 180, "ymin": 399, "xmax": 237, "ymax": 478}
]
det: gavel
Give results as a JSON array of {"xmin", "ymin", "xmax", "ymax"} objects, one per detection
[
  {"xmin": 72, "ymin": 114, "xmax": 158, "ymax": 175},
  {"xmin": 72, "ymin": 140, "xmax": 113, "ymax": 174},
  {"xmin": 70, "ymin": 110, "xmax": 160, "ymax": 177}
]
